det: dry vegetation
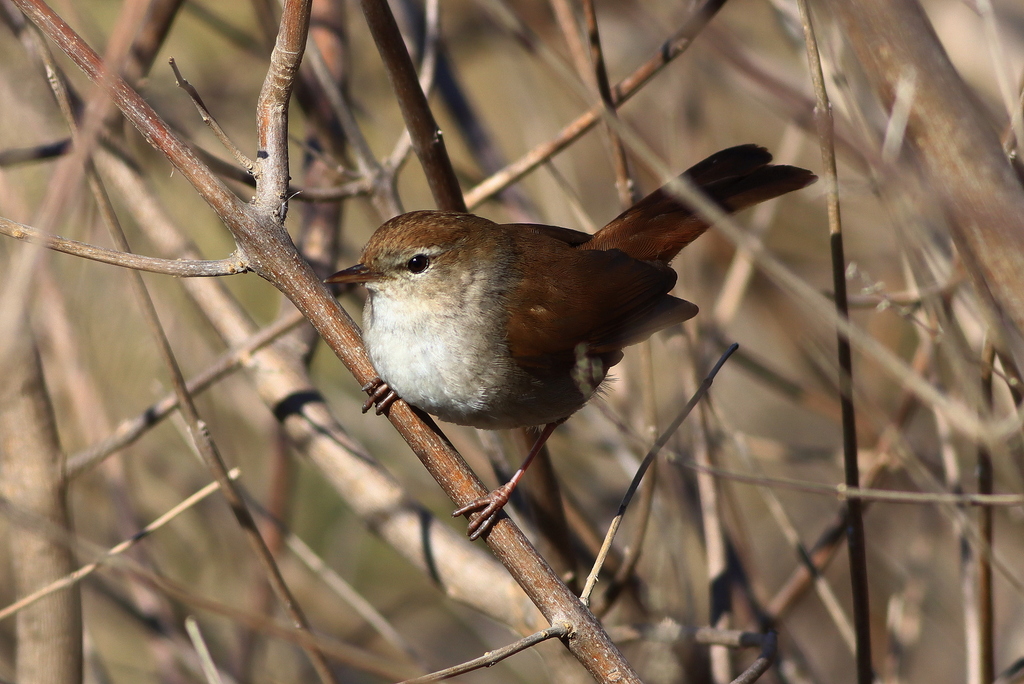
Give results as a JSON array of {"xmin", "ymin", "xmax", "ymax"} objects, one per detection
[{"xmin": 1, "ymin": 0, "xmax": 1023, "ymax": 683}]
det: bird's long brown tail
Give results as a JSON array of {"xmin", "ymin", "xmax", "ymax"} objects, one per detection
[{"xmin": 585, "ymin": 145, "xmax": 816, "ymax": 262}]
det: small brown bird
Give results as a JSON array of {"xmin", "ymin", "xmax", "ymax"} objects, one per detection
[{"xmin": 329, "ymin": 145, "xmax": 815, "ymax": 538}]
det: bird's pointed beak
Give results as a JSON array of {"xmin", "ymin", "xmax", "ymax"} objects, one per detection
[{"xmin": 326, "ymin": 263, "xmax": 378, "ymax": 284}]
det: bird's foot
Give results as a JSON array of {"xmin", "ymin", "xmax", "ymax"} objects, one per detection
[
  {"xmin": 361, "ymin": 378, "xmax": 400, "ymax": 415},
  {"xmin": 452, "ymin": 482, "xmax": 517, "ymax": 540}
]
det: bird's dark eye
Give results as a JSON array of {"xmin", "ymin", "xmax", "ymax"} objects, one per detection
[{"xmin": 407, "ymin": 254, "xmax": 430, "ymax": 273}]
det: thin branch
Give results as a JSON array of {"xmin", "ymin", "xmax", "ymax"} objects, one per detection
[
  {"xmin": 548, "ymin": 0, "xmax": 591, "ymax": 88},
  {"xmin": 977, "ymin": 339, "xmax": 996, "ymax": 684},
  {"xmin": 581, "ymin": 344, "xmax": 738, "ymax": 605},
  {"xmin": 581, "ymin": 0, "xmax": 636, "ymax": 206},
  {"xmin": 0, "ymin": 216, "xmax": 249, "ymax": 276},
  {"xmin": 385, "ymin": 0, "xmax": 442, "ymax": 178},
  {"xmin": 184, "ymin": 617, "xmax": 227, "ymax": 684},
  {"xmin": 169, "ymin": 57, "xmax": 255, "ymax": 172},
  {"xmin": 397, "ymin": 624, "xmax": 568, "ymax": 684},
  {"xmin": 795, "ymin": 3, "xmax": 872, "ymax": 681},
  {"xmin": 684, "ymin": 461, "xmax": 1024, "ymax": 506},
  {"xmin": 358, "ymin": 0, "xmax": 465, "ymax": 211}
]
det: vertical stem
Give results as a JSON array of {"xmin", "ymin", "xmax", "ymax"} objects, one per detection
[
  {"xmin": 977, "ymin": 341, "xmax": 995, "ymax": 684},
  {"xmin": 796, "ymin": 1, "xmax": 873, "ymax": 681},
  {"xmin": 581, "ymin": 0, "xmax": 636, "ymax": 207}
]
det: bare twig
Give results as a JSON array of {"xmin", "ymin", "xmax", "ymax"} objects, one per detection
[
  {"xmin": 548, "ymin": 0, "xmax": 591, "ymax": 89},
  {"xmin": 581, "ymin": 0, "xmax": 635, "ymax": 207},
  {"xmin": 684, "ymin": 462, "xmax": 1024, "ymax": 507},
  {"xmin": 385, "ymin": 0, "xmax": 442, "ymax": 180},
  {"xmin": 795, "ymin": 2, "xmax": 872, "ymax": 681},
  {"xmin": 184, "ymin": 617, "xmax": 227, "ymax": 684},
  {"xmin": 358, "ymin": 0, "xmax": 465, "ymax": 211},
  {"xmin": 169, "ymin": 57, "xmax": 255, "ymax": 173},
  {"xmin": 253, "ymin": 0, "xmax": 311, "ymax": 212},
  {"xmin": 581, "ymin": 344, "xmax": 738, "ymax": 605},
  {"xmin": 397, "ymin": 624, "xmax": 568, "ymax": 684},
  {"xmin": 977, "ymin": 339, "xmax": 996, "ymax": 684},
  {"xmin": 0, "ymin": 216, "xmax": 249, "ymax": 276}
]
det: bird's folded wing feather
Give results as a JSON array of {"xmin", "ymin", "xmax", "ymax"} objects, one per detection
[{"xmin": 504, "ymin": 227, "xmax": 695, "ymax": 368}]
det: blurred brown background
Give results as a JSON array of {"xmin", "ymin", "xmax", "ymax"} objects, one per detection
[{"xmin": 1, "ymin": 0, "xmax": 1023, "ymax": 682}]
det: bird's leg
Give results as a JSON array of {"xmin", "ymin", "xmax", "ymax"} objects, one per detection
[
  {"xmin": 453, "ymin": 421, "xmax": 560, "ymax": 540},
  {"xmin": 361, "ymin": 378, "xmax": 399, "ymax": 414}
]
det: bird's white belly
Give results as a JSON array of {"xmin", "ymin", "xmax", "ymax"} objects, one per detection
[{"xmin": 363, "ymin": 290, "xmax": 521, "ymax": 428}]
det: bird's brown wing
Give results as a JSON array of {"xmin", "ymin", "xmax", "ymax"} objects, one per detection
[{"xmin": 504, "ymin": 227, "xmax": 696, "ymax": 369}]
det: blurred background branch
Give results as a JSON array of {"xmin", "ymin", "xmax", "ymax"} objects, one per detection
[{"xmin": 1, "ymin": 0, "xmax": 1023, "ymax": 682}]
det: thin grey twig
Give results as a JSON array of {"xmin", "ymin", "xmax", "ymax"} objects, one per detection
[
  {"xmin": 580, "ymin": 344, "xmax": 739, "ymax": 605},
  {"xmin": 169, "ymin": 57, "xmax": 255, "ymax": 173},
  {"xmin": 0, "ymin": 216, "xmax": 249, "ymax": 276},
  {"xmin": 581, "ymin": 0, "xmax": 635, "ymax": 206},
  {"xmin": 397, "ymin": 624, "xmax": 568, "ymax": 684},
  {"xmin": 184, "ymin": 617, "xmax": 227, "ymax": 684}
]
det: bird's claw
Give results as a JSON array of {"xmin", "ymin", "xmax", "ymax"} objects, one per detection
[
  {"xmin": 361, "ymin": 378, "xmax": 399, "ymax": 415},
  {"xmin": 453, "ymin": 482, "xmax": 516, "ymax": 540}
]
